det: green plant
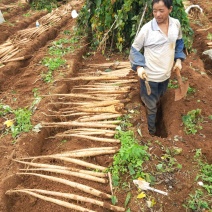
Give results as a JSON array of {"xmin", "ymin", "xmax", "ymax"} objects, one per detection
[
  {"xmin": 11, "ymin": 108, "xmax": 33, "ymax": 138},
  {"xmin": 23, "ymin": 12, "xmax": 31, "ymax": 17},
  {"xmin": 184, "ymin": 149, "xmax": 212, "ymax": 211},
  {"xmin": 42, "ymin": 57, "xmax": 66, "ymax": 71},
  {"xmin": 41, "ymin": 57, "xmax": 66, "ymax": 83},
  {"xmin": 63, "ymin": 30, "xmax": 71, "ymax": 35},
  {"xmin": 61, "ymin": 139, "xmax": 67, "ymax": 143},
  {"xmin": 30, "ymin": 88, "xmax": 42, "ymax": 112},
  {"xmin": 116, "ymin": 114, "xmax": 132, "ymax": 131},
  {"xmin": 186, "ymin": 189, "xmax": 211, "ymax": 211},
  {"xmin": 48, "ymin": 37, "xmax": 81, "ymax": 56},
  {"xmin": 207, "ymin": 32, "xmax": 212, "ymax": 41},
  {"xmin": 77, "ymin": 0, "xmax": 193, "ymax": 53},
  {"xmin": 0, "ymin": 103, "xmax": 13, "ymax": 116},
  {"xmin": 30, "ymin": 0, "xmax": 58, "ymax": 12},
  {"xmin": 182, "ymin": 109, "xmax": 203, "ymax": 134},
  {"xmin": 156, "ymin": 147, "xmax": 182, "ymax": 173},
  {"xmin": 48, "ymin": 45, "xmax": 73, "ymax": 56},
  {"xmin": 109, "ymin": 130, "xmax": 149, "ymax": 186},
  {"xmin": 187, "ymin": 86, "xmax": 196, "ymax": 94},
  {"xmin": 168, "ymin": 79, "xmax": 178, "ymax": 89}
]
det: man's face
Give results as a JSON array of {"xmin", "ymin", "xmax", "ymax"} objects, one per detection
[{"xmin": 153, "ymin": 1, "xmax": 172, "ymax": 24}]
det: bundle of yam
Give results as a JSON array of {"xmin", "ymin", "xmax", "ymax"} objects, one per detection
[
  {"xmin": 8, "ymin": 146, "xmax": 125, "ymax": 211},
  {"xmin": 0, "ymin": 4, "xmax": 72, "ymax": 66}
]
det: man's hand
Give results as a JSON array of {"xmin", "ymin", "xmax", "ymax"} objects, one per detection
[
  {"xmin": 137, "ymin": 67, "xmax": 147, "ymax": 79},
  {"xmin": 173, "ymin": 59, "xmax": 182, "ymax": 71}
]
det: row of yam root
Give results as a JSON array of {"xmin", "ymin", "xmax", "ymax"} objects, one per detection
[{"xmin": 6, "ymin": 61, "xmax": 136, "ymax": 211}]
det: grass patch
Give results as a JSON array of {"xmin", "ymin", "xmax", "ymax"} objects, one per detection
[{"xmin": 184, "ymin": 149, "xmax": 212, "ymax": 211}]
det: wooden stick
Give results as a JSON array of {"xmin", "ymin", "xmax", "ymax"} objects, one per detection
[
  {"xmin": 17, "ymin": 173, "xmax": 111, "ymax": 199},
  {"xmin": 6, "ymin": 189, "xmax": 95, "ymax": 212}
]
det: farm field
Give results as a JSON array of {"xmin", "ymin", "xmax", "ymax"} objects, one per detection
[{"xmin": 0, "ymin": 0, "xmax": 211, "ymax": 212}]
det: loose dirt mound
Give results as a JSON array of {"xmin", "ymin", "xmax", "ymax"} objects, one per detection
[{"xmin": 0, "ymin": 0, "xmax": 211, "ymax": 212}]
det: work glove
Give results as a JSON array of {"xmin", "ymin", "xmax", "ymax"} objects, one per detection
[
  {"xmin": 137, "ymin": 67, "xmax": 147, "ymax": 80},
  {"xmin": 173, "ymin": 59, "xmax": 182, "ymax": 71}
]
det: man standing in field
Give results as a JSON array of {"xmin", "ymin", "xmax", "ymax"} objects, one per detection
[{"xmin": 129, "ymin": 0, "xmax": 186, "ymax": 136}]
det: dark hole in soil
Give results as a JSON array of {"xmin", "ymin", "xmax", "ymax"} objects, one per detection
[{"xmin": 155, "ymin": 102, "xmax": 168, "ymax": 138}]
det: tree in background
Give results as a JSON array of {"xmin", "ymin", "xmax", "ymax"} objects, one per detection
[{"xmin": 77, "ymin": 0, "xmax": 193, "ymax": 53}]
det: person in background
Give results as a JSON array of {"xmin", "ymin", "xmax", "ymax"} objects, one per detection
[{"xmin": 129, "ymin": 0, "xmax": 186, "ymax": 136}]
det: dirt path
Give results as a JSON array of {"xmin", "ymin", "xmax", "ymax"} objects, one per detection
[{"xmin": 0, "ymin": 1, "xmax": 211, "ymax": 212}]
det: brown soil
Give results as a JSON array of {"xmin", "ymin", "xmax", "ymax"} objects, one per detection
[{"xmin": 0, "ymin": 1, "xmax": 211, "ymax": 212}]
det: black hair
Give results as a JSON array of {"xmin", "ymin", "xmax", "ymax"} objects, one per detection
[{"xmin": 152, "ymin": 0, "xmax": 173, "ymax": 9}]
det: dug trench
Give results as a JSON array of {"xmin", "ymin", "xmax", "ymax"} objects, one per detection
[{"xmin": 0, "ymin": 2, "xmax": 212, "ymax": 212}]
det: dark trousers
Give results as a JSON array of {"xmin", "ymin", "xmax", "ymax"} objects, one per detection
[{"xmin": 140, "ymin": 78, "xmax": 169, "ymax": 135}]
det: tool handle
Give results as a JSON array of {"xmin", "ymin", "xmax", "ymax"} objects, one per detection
[
  {"xmin": 142, "ymin": 73, "xmax": 151, "ymax": 95},
  {"xmin": 148, "ymin": 187, "xmax": 168, "ymax": 195},
  {"xmin": 142, "ymin": 73, "xmax": 147, "ymax": 80},
  {"xmin": 175, "ymin": 67, "xmax": 183, "ymax": 86}
]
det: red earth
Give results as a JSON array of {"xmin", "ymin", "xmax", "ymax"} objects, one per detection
[{"xmin": 0, "ymin": 0, "xmax": 211, "ymax": 212}]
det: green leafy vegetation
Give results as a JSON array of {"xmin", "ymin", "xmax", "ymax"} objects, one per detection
[
  {"xmin": 30, "ymin": 88, "xmax": 42, "ymax": 112},
  {"xmin": 187, "ymin": 86, "xmax": 196, "ymax": 94},
  {"xmin": 77, "ymin": 0, "xmax": 193, "ymax": 53},
  {"xmin": 184, "ymin": 150, "xmax": 212, "ymax": 211},
  {"xmin": 41, "ymin": 57, "xmax": 66, "ymax": 83},
  {"xmin": 48, "ymin": 38, "xmax": 80, "ymax": 56},
  {"xmin": 30, "ymin": 0, "xmax": 58, "ymax": 12},
  {"xmin": 11, "ymin": 108, "xmax": 33, "ymax": 138},
  {"xmin": 0, "ymin": 102, "xmax": 33, "ymax": 139},
  {"xmin": 156, "ymin": 146, "xmax": 182, "ymax": 173},
  {"xmin": 42, "ymin": 57, "xmax": 66, "ymax": 71},
  {"xmin": 182, "ymin": 109, "xmax": 203, "ymax": 134},
  {"xmin": 109, "ymin": 130, "xmax": 150, "ymax": 187},
  {"xmin": 63, "ymin": 30, "xmax": 71, "ymax": 35},
  {"xmin": 154, "ymin": 141, "xmax": 182, "ymax": 173},
  {"xmin": 41, "ymin": 34, "xmax": 82, "ymax": 83},
  {"xmin": 168, "ymin": 79, "xmax": 178, "ymax": 89},
  {"xmin": 0, "ymin": 103, "xmax": 13, "ymax": 116}
]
